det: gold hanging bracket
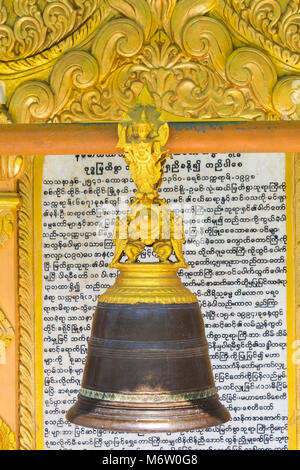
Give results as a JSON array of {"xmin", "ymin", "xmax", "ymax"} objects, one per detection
[{"xmin": 110, "ymin": 86, "xmax": 188, "ymax": 269}]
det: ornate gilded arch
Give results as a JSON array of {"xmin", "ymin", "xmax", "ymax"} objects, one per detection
[
  {"xmin": 0, "ymin": 0, "xmax": 300, "ymax": 123},
  {"xmin": 0, "ymin": 0, "xmax": 299, "ymax": 450}
]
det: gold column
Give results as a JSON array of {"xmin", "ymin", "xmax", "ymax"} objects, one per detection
[{"xmin": 0, "ymin": 157, "xmax": 22, "ymax": 450}]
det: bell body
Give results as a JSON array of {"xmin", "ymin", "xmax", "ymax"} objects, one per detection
[{"xmin": 67, "ymin": 264, "xmax": 230, "ymax": 432}]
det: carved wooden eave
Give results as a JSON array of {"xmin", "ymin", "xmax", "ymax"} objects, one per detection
[{"xmin": 0, "ymin": 0, "xmax": 299, "ymax": 123}]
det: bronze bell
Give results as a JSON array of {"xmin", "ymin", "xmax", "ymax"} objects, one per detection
[
  {"xmin": 67, "ymin": 88, "xmax": 230, "ymax": 432},
  {"xmin": 67, "ymin": 265, "xmax": 230, "ymax": 432}
]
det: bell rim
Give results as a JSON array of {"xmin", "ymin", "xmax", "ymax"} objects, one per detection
[{"xmin": 66, "ymin": 395, "xmax": 230, "ymax": 433}]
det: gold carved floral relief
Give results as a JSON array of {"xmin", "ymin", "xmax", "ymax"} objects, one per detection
[
  {"xmin": 214, "ymin": 0, "xmax": 300, "ymax": 73},
  {"xmin": 0, "ymin": 0, "xmax": 111, "ymax": 73},
  {"xmin": 0, "ymin": 156, "xmax": 23, "ymax": 181},
  {"xmin": 0, "ymin": 0, "xmax": 298, "ymax": 123}
]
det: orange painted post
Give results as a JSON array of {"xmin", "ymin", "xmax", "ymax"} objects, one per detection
[{"xmin": 0, "ymin": 121, "xmax": 299, "ymax": 155}]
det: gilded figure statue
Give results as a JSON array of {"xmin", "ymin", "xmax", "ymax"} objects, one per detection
[{"xmin": 110, "ymin": 87, "xmax": 188, "ymax": 268}]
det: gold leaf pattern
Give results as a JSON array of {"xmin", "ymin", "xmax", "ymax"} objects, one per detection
[
  {"xmin": 92, "ymin": 18, "xmax": 145, "ymax": 81},
  {"xmin": 108, "ymin": 0, "xmax": 152, "ymax": 39},
  {"xmin": 216, "ymin": 0, "xmax": 300, "ymax": 72},
  {"xmin": 9, "ymin": 81, "xmax": 55, "ymax": 123},
  {"xmin": 44, "ymin": 30, "xmax": 270, "ymax": 122},
  {"xmin": 226, "ymin": 46, "xmax": 278, "ymax": 110},
  {"xmin": 273, "ymin": 75, "xmax": 300, "ymax": 118},
  {"xmin": 179, "ymin": 16, "xmax": 233, "ymax": 74},
  {"xmin": 0, "ymin": 0, "xmax": 7, "ymax": 25},
  {"xmin": 50, "ymin": 50, "xmax": 99, "ymax": 115},
  {"xmin": 147, "ymin": 0, "xmax": 177, "ymax": 36},
  {"xmin": 0, "ymin": 417, "xmax": 16, "ymax": 450},
  {"xmin": 279, "ymin": 0, "xmax": 300, "ymax": 52},
  {"xmin": 5, "ymin": 0, "xmax": 299, "ymax": 122},
  {"xmin": 0, "ymin": 0, "xmax": 102, "ymax": 61},
  {"xmin": 0, "ymin": 156, "xmax": 23, "ymax": 180},
  {"xmin": 171, "ymin": 0, "xmax": 217, "ymax": 47}
]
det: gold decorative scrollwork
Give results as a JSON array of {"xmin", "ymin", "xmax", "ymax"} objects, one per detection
[
  {"xmin": 2, "ymin": 0, "xmax": 299, "ymax": 123},
  {"xmin": 273, "ymin": 75, "xmax": 300, "ymax": 119},
  {"xmin": 9, "ymin": 49, "xmax": 100, "ymax": 123},
  {"xmin": 0, "ymin": 416, "xmax": 16, "ymax": 450},
  {"xmin": 0, "ymin": 0, "xmax": 105, "ymax": 62},
  {"xmin": 215, "ymin": 0, "xmax": 300, "ymax": 73},
  {"xmin": 226, "ymin": 47, "xmax": 278, "ymax": 111},
  {"xmin": 171, "ymin": 12, "xmax": 233, "ymax": 74},
  {"xmin": 9, "ymin": 81, "xmax": 55, "ymax": 124},
  {"xmin": 0, "ymin": 156, "xmax": 23, "ymax": 181}
]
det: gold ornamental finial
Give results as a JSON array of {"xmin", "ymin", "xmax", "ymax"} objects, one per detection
[
  {"xmin": 135, "ymin": 84, "xmax": 155, "ymax": 107},
  {"xmin": 110, "ymin": 86, "xmax": 188, "ymax": 269}
]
